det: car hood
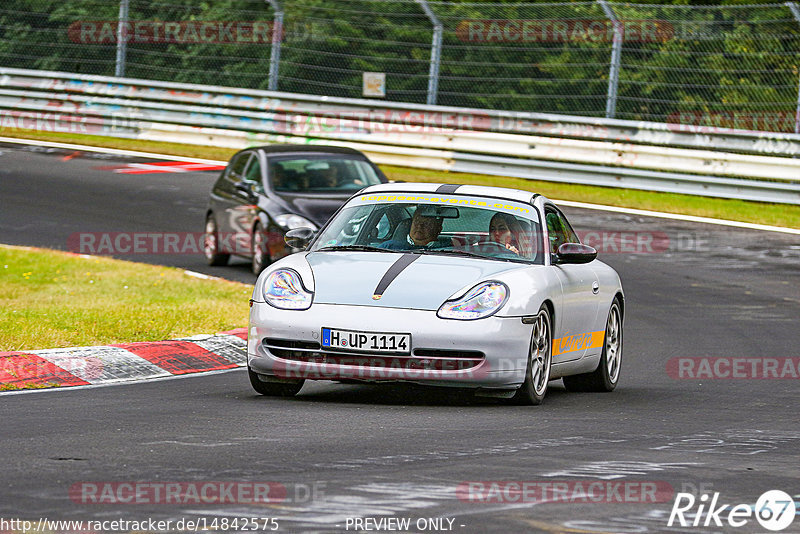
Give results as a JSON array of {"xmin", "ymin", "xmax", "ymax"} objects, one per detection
[
  {"xmin": 272, "ymin": 192, "xmax": 353, "ymax": 227},
  {"xmin": 306, "ymin": 251, "xmax": 521, "ymax": 310}
]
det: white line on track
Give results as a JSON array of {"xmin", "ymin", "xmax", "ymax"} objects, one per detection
[
  {"xmin": 554, "ymin": 199, "xmax": 800, "ymax": 235},
  {"xmin": 2, "ymin": 136, "xmax": 798, "ymax": 235},
  {"xmin": 183, "ymin": 269, "xmax": 226, "ymax": 281},
  {"xmin": 0, "ymin": 136, "xmax": 225, "ymax": 165}
]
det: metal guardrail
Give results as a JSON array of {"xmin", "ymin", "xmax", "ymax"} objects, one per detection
[{"xmin": 1, "ymin": 67, "xmax": 799, "ymax": 204}]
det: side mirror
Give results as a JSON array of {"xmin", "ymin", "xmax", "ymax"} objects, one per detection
[
  {"xmin": 234, "ymin": 181, "xmax": 258, "ymax": 200},
  {"xmin": 284, "ymin": 227, "xmax": 316, "ymax": 249},
  {"xmin": 555, "ymin": 243, "xmax": 597, "ymax": 264}
]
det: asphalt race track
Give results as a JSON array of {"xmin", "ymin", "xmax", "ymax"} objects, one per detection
[{"xmin": 2, "ymin": 142, "xmax": 800, "ymax": 533}]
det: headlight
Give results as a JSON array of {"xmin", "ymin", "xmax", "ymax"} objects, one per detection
[
  {"xmin": 263, "ymin": 269, "xmax": 313, "ymax": 310},
  {"xmin": 437, "ymin": 281, "xmax": 508, "ymax": 320},
  {"xmin": 275, "ymin": 214, "xmax": 317, "ymax": 231}
]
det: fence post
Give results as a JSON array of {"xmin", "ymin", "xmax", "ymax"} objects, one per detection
[
  {"xmin": 115, "ymin": 0, "xmax": 129, "ymax": 77},
  {"xmin": 598, "ymin": 0, "xmax": 622, "ymax": 119},
  {"xmin": 416, "ymin": 0, "xmax": 442, "ymax": 106},
  {"xmin": 787, "ymin": 2, "xmax": 800, "ymax": 134},
  {"xmin": 266, "ymin": 0, "xmax": 283, "ymax": 91}
]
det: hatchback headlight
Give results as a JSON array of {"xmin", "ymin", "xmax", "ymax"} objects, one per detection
[
  {"xmin": 275, "ymin": 214, "xmax": 317, "ymax": 231},
  {"xmin": 437, "ymin": 282, "xmax": 508, "ymax": 320},
  {"xmin": 263, "ymin": 269, "xmax": 313, "ymax": 310}
]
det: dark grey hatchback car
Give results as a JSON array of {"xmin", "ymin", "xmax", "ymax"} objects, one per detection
[{"xmin": 204, "ymin": 145, "xmax": 388, "ymax": 274}]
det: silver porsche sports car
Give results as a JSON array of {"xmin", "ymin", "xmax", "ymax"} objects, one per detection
[{"xmin": 247, "ymin": 183, "xmax": 624, "ymax": 404}]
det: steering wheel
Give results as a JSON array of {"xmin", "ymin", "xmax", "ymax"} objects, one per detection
[{"xmin": 474, "ymin": 241, "xmax": 518, "ymax": 255}]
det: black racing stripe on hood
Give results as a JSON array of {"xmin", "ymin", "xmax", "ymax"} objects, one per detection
[
  {"xmin": 435, "ymin": 184, "xmax": 461, "ymax": 193},
  {"xmin": 372, "ymin": 253, "xmax": 420, "ymax": 300}
]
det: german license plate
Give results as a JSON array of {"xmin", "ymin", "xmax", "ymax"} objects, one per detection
[{"xmin": 321, "ymin": 327, "xmax": 411, "ymax": 354}]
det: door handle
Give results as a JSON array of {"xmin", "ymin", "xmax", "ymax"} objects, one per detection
[{"xmin": 592, "ymin": 281, "xmax": 600, "ymax": 294}]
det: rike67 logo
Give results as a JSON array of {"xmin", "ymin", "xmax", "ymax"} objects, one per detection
[{"xmin": 668, "ymin": 490, "xmax": 796, "ymax": 531}]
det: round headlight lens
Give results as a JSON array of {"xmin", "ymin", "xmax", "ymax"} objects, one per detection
[
  {"xmin": 437, "ymin": 282, "xmax": 508, "ymax": 320},
  {"xmin": 263, "ymin": 269, "xmax": 313, "ymax": 310}
]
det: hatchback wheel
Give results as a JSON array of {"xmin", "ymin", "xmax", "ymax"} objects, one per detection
[
  {"xmin": 251, "ymin": 222, "xmax": 269, "ymax": 275},
  {"xmin": 204, "ymin": 215, "xmax": 229, "ymax": 266}
]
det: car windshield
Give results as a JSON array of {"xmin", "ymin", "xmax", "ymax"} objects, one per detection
[
  {"xmin": 311, "ymin": 193, "xmax": 544, "ymax": 264},
  {"xmin": 269, "ymin": 156, "xmax": 383, "ymax": 193}
]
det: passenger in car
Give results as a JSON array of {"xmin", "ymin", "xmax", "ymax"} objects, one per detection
[
  {"xmin": 271, "ymin": 164, "xmax": 288, "ymax": 190},
  {"xmin": 272, "ymin": 165, "xmax": 307, "ymax": 191},
  {"xmin": 489, "ymin": 212, "xmax": 533, "ymax": 257}
]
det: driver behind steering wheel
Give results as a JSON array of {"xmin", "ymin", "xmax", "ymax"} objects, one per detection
[{"xmin": 379, "ymin": 208, "xmax": 443, "ymax": 250}]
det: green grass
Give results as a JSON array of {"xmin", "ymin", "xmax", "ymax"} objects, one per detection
[
  {"xmin": 2, "ymin": 128, "xmax": 799, "ymax": 229},
  {"xmin": 0, "ymin": 382, "xmax": 54, "ymax": 392},
  {"xmin": 0, "ymin": 245, "xmax": 251, "ymax": 351},
  {"xmin": 0, "ymin": 128, "xmax": 239, "ymax": 161}
]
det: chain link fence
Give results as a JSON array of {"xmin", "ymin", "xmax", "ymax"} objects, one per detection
[{"xmin": 3, "ymin": 0, "xmax": 800, "ymax": 132}]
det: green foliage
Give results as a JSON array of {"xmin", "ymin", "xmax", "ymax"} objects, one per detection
[{"xmin": 2, "ymin": 0, "xmax": 799, "ymax": 126}]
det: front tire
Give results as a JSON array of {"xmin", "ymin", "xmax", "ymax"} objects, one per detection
[
  {"xmin": 248, "ymin": 368, "xmax": 304, "ymax": 397},
  {"xmin": 563, "ymin": 298, "xmax": 623, "ymax": 392},
  {"xmin": 204, "ymin": 215, "xmax": 229, "ymax": 266},
  {"xmin": 510, "ymin": 306, "xmax": 552, "ymax": 405}
]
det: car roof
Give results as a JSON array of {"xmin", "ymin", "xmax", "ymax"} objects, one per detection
[
  {"xmin": 359, "ymin": 182, "xmax": 543, "ymax": 205},
  {"xmin": 245, "ymin": 144, "xmax": 367, "ymax": 156}
]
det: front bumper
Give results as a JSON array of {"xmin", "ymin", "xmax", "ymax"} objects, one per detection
[{"xmin": 248, "ymin": 303, "xmax": 532, "ymax": 389}]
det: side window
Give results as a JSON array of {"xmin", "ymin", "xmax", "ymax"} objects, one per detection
[
  {"xmin": 243, "ymin": 157, "xmax": 264, "ymax": 193},
  {"xmin": 227, "ymin": 153, "xmax": 251, "ymax": 181},
  {"xmin": 546, "ymin": 209, "xmax": 575, "ymax": 255},
  {"xmin": 562, "ymin": 215, "xmax": 579, "ymax": 244}
]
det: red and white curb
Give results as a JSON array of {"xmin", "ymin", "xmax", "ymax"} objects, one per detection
[
  {"xmin": 95, "ymin": 161, "xmax": 227, "ymax": 174},
  {"xmin": 0, "ymin": 328, "xmax": 247, "ymax": 391}
]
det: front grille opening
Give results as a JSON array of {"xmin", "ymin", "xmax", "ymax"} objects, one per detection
[
  {"xmin": 273, "ymin": 352, "xmax": 482, "ymax": 371},
  {"xmin": 413, "ymin": 349, "xmax": 485, "ymax": 360},
  {"xmin": 262, "ymin": 338, "xmax": 484, "ymax": 370},
  {"xmin": 263, "ymin": 338, "xmax": 320, "ymax": 350}
]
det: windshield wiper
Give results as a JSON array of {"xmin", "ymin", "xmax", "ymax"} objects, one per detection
[
  {"xmin": 317, "ymin": 245, "xmax": 391, "ymax": 253},
  {"xmin": 416, "ymin": 248, "xmax": 527, "ymax": 263}
]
